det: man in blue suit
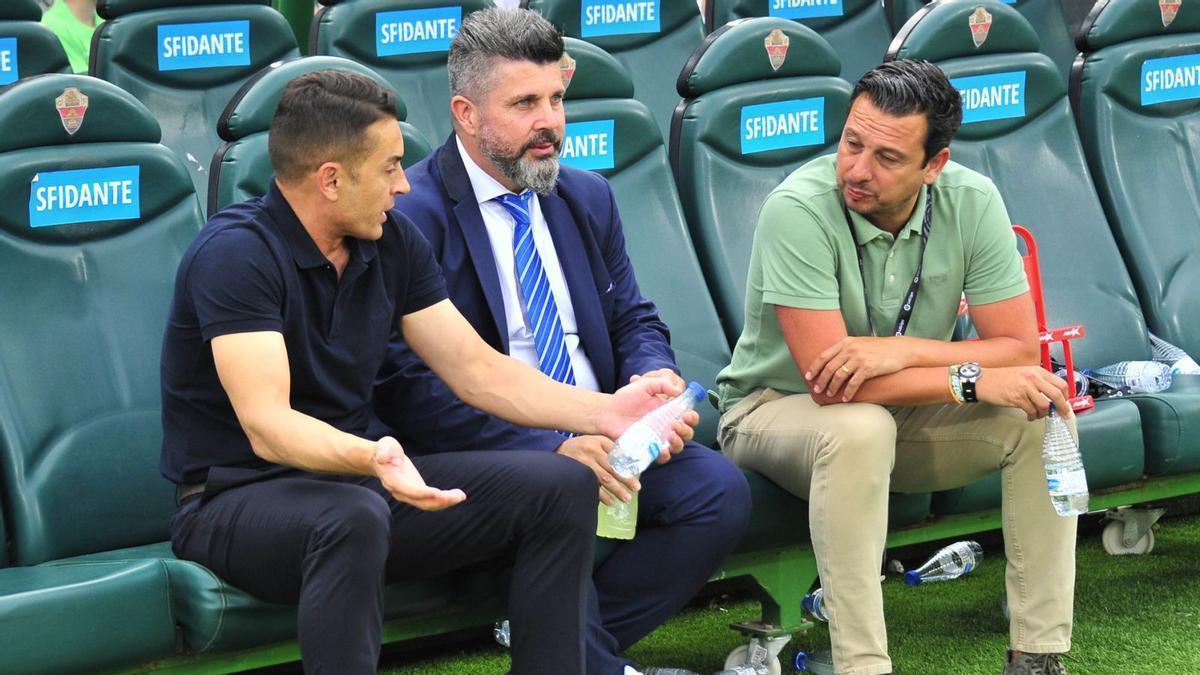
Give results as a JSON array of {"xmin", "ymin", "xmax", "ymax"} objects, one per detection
[{"xmin": 372, "ymin": 9, "xmax": 751, "ymax": 675}]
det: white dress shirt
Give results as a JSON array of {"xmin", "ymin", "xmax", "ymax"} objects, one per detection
[{"xmin": 456, "ymin": 138, "xmax": 601, "ymax": 392}]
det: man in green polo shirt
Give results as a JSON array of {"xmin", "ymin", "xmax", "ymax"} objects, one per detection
[
  {"xmin": 42, "ymin": 0, "xmax": 102, "ymax": 74},
  {"xmin": 716, "ymin": 60, "xmax": 1076, "ymax": 675}
]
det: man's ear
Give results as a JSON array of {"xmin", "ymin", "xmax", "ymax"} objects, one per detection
[
  {"xmin": 923, "ymin": 147, "xmax": 951, "ymax": 185},
  {"xmin": 450, "ymin": 95, "xmax": 478, "ymax": 137},
  {"xmin": 315, "ymin": 162, "xmax": 341, "ymax": 202}
]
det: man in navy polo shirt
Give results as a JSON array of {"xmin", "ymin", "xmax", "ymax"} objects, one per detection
[{"xmin": 159, "ymin": 70, "xmax": 690, "ymax": 674}]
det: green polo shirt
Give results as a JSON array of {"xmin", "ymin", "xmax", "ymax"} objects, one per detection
[
  {"xmin": 42, "ymin": 1, "xmax": 103, "ymax": 74},
  {"xmin": 716, "ymin": 154, "xmax": 1028, "ymax": 411}
]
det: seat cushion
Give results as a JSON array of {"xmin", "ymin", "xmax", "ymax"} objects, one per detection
[
  {"xmin": 0, "ymin": 559, "xmax": 175, "ymax": 674},
  {"xmin": 1129, "ymin": 376, "xmax": 1200, "ymax": 476},
  {"xmin": 736, "ymin": 469, "xmax": 930, "ymax": 553},
  {"xmin": 932, "ymin": 397, "xmax": 1145, "ymax": 514}
]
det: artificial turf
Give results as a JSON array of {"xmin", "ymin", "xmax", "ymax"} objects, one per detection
[{"xmin": 379, "ymin": 508, "xmax": 1200, "ymax": 674}]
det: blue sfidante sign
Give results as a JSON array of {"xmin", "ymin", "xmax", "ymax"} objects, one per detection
[
  {"xmin": 769, "ymin": 0, "xmax": 844, "ymax": 20},
  {"xmin": 581, "ymin": 0, "xmax": 661, "ymax": 38},
  {"xmin": 560, "ymin": 120, "xmax": 615, "ymax": 171},
  {"xmin": 951, "ymin": 71, "xmax": 1026, "ymax": 124},
  {"xmin": 158, "ymin": 20, "xmax": 251, "ymax": 72},
  {"xmin": 1141, "ymin": 53, "xmax": 1200, "ymax": 106},
  {"xmin": 741, "ymin": 97, "xmax": 825, "ymax": 155},
  {"xmin": 29, "ymin": 166, "xmax": 141, "ymax": 228},
  {"xmin": 0, "ymin": 38, "xmax": 17, "ymax": 86},
  {"xmin": 376, "ymin": 6, "xmax": 462, "ymax": 56}
]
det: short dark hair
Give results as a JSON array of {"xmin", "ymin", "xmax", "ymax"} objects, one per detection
[
  {"xmin": 447, "ymin": 8, "xmax": 564, "ymax": 101},
  {"xmin": 850, "ymin": 60, "xmax": 963, "ymax": 163},
  {"xmin": 268, "ymin": 70, "xmax": 397, "ymax": 183}
]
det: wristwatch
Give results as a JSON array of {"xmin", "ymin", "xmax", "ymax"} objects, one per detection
[{"xmin": 958, "ymin": 362, "xmax": 982, "ymax": 403}]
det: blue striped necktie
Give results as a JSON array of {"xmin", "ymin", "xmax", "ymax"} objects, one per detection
[{"xmin": 494, "ymin": 191, "xmax": 577, "ymax": 386}]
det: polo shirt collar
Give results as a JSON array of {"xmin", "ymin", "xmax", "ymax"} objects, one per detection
[
  {"xmin": 263, "ymin": 179, "xmax": 378, "ymax": 269},
  {"xmin": 845, "ymin": 184, "xmax": 928, "ymax": 245}
]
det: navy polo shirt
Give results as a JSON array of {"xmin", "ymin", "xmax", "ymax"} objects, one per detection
[{"xmin": 160, "ymin": 182, "xmax": 448, "ymax": 485}]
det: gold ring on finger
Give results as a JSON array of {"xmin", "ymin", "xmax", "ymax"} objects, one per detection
[{"xmin": 840, "ymin": 364, "xmax": 852, "ymax": 375}]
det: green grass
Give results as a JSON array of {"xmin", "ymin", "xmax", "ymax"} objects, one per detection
[{"xmin": 377, "ymin": 509, "xmax": 1200, "ymax": 674}]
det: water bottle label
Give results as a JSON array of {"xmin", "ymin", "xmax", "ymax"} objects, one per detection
[{"xmin": 1046, "ymin": 469, "xmax": 1088, "ymax": 496}]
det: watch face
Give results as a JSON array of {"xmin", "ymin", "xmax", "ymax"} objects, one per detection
[{"xmin": 959, "ymin": 362, "xmax": 981, "ymax": 379}]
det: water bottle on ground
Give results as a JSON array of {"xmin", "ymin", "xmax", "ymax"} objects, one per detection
[
  {"xmin": 1150, "ymin": 333, "xmax": 1200, "ymax": 375},
  {"xmin": 609, "ymin": 381, "xmax": 706, "ymax": 478},
  {"xmin": 802, "ymin": 587, "xmax": 829, "ymax": 622},
  {"xmin": 492, "ymin": 619, "xmax": 510, "ymax": 648},
  {"xmin": 793, "ymin": 649, "xmax": 835, "ymax": 674},
  {"xmin": 1083, "ymin": 360, "xmax": 1172, "ymax": 393},
  {"xmin": 1043, "ymin": 404, "xmax": 1089, "ymax": 517},
  {"xmin": 904, "ymin": 541, "xmax": 983, "ymax": 586}
]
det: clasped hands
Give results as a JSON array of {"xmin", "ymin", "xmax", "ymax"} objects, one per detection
[{"xmin": 805, "ymin": 336, "xmax": 1072, "ymax": 421}]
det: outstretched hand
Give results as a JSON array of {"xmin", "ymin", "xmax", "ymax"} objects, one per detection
[{"xmin": 373, "ymin": 436, "xmax": 466, "ymax": 511}]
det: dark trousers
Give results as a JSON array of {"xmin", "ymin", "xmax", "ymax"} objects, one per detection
[
  {"xmin": 170, "ymin": 451, "xmax": 597, "ymax": 674},
  {"xmin": 587, "ymin": 444, "xmax": 752, "ymax": 675}
]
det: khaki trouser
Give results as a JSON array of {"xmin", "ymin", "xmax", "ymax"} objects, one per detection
[{"xmin": 718, "ymin": 389, "xmax": 1077, "ymax": 675}]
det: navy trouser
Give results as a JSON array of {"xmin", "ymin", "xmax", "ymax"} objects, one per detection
[
  {"xmin": 170, "ymin": 451, "xmax": 597, "ymax": 674},
  {"xmin": 587, "ymin": 443, "xmax": 752, "ymax": 674}
]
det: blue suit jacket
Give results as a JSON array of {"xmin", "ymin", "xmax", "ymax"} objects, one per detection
[{"xmin": 372, "ymin": 138, "xmax": 678, "ymax": 454}]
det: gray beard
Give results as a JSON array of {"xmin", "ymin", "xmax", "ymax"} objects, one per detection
[{"xmin": 478, "ymin": 128, "xmax": 561, "ymax": 195}]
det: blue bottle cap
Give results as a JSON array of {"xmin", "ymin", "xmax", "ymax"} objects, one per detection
[
  {"xmin": 686, "ymin": 381, "xmax": 706, "ymax": 401},
  {"xmin": 904, "ymin": 571, "xmax": 922, "ymax": 586},
  {"xmin": 793, "ymin": 651, "xmax": 809, "ymax": 671}
]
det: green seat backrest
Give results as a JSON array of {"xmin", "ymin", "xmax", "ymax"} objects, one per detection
[
  {"xmin": 1071, "ymin": 0, "xmax": 1200, "ymax": 360},
  {"xmin": 311, "ymin": 0, "xmax": 497, "ymax": 143},
  {"xmin": 0, "ymin": 4, "xmax": 71, "ymax": 85},
  {"xmin": 707, "ymin": 0, "xmax": 890, "ymax": 82},
  {"xmin": 525, "ymin": 0, "xmax": 704, "ymax": 143},
  {"xmin": 888, "ymin": 0, "xmax": 1152, "ymax": 367},
  {"xmin": 209, "ymin": 55, "xmax": 433, "ymax": 214},
  {"xmin": 886, "ymin": 0, "xmax": 1076, "ymax": 80},
  {"xmin": 91, "ymin": 0, "xmax": 299, "ymax": 212},
  {"xmin": 559, "ymin": 38, "xmax": 730, "ymax": 443},
  {"xmin": 672, "ymin": 18, "xmax": 849, "ymax": 344},
  {"xmin": 0, "ymin": 74, "xmax": 203, "ymax": 566}
]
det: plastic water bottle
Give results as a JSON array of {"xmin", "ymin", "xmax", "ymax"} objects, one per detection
[
  {"xmin": 1150, "ymin": 333, "xmax": 1200, "ymax": 375},
  {"xmin": 793, "ymin": 649, "xmax": 834, "ymax": 674},
  {"xmin": 1043, "ymin": 405, "xmax": 1089, "ymax": 517},
  {"xmin": 802, "ymin": 587, "xmax": 829, "ymax": 622},
  {"xmin": 1083, "ymin": 361, "xmax": 1172, "ymax": 393},
  {"xmin": 904, "ymin": 541, "xmax": 983, "ymax": 586},
  {"xmin": 609, "ymin": 381, "xmax": 706, "ymax": 478},
  {"xmin": 492, "ymin": 619, "xmax": 510, "ymax": 648}
]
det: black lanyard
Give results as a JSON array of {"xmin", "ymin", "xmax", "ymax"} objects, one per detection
[{"xmin": 841, "ymin": 184, "xmax": 933, "ymax": 337}]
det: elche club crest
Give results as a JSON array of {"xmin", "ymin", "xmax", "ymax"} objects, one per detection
[
  {"xmin": 559, "ymin": 52, "xmax": 577, "ymax": 92},
  {"xmin": 1161, "ymin": 0, "xmax": 1181, "ymax": 27},
  {"xmin": 56, "ymin": 87, "xmax": 89, "ymax": 136},
  {"xmin": 764, "ymin": 28, "xmax": 790, "ymax": 72},
  {"xmin": 969, "ymin": 6, "xmax": 992, "ymax": 48}
]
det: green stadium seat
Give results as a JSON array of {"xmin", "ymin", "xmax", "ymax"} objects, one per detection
[
  {"xmin": 91, "ymin": 0, "xmax": 299, "ymax": 212},
  {"xmin": 0, "ymin": 73, "xmax": 200, "ymax": 671},
  {"xmin": 671, "ymin": 17, "xmax": 850, "ymax": 344},
  {"xmin": 0, "ymin": 0, "xmax": 71, "ymax": 85},
  {"xmin": 525, "ymin": 0, "xmax": 704, "ymax": 143},
  {"xmin": 311, "ymin": 0, "xmax": 497, "ymax": 143},
  {"xmin": 706, "ymin": 0, "xmax": 891, "ymax": 82},
  {"xmin": 1071, "ymin": 0, "xmax": 1200, "ymax": 370},
  {"xmin": 209, "ymin": 55, "xmax": 434, "ymax": 214},
  {"xmin": 886, "ymin": 1, "xmax": 1169, "ymax": 512},
  {"xmin": 886, "ymin": 0, "xmax": 1078, "ymax": 81},
  {"xmin": 558, "ymin": 36, "xmax": 729, "ymax": 446}
]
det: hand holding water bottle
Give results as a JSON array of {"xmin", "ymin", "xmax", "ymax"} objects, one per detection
[
  {"xmin": 608, "ymin": 381, "xmax": 706, "ymax": 478},
  {"xmin": 628, "ymin": 368, "xmax": 699, "ymax": 465},
  {"xmin": 975, "ymin": 366, "xmax": 1072, "ymax": 422}
]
